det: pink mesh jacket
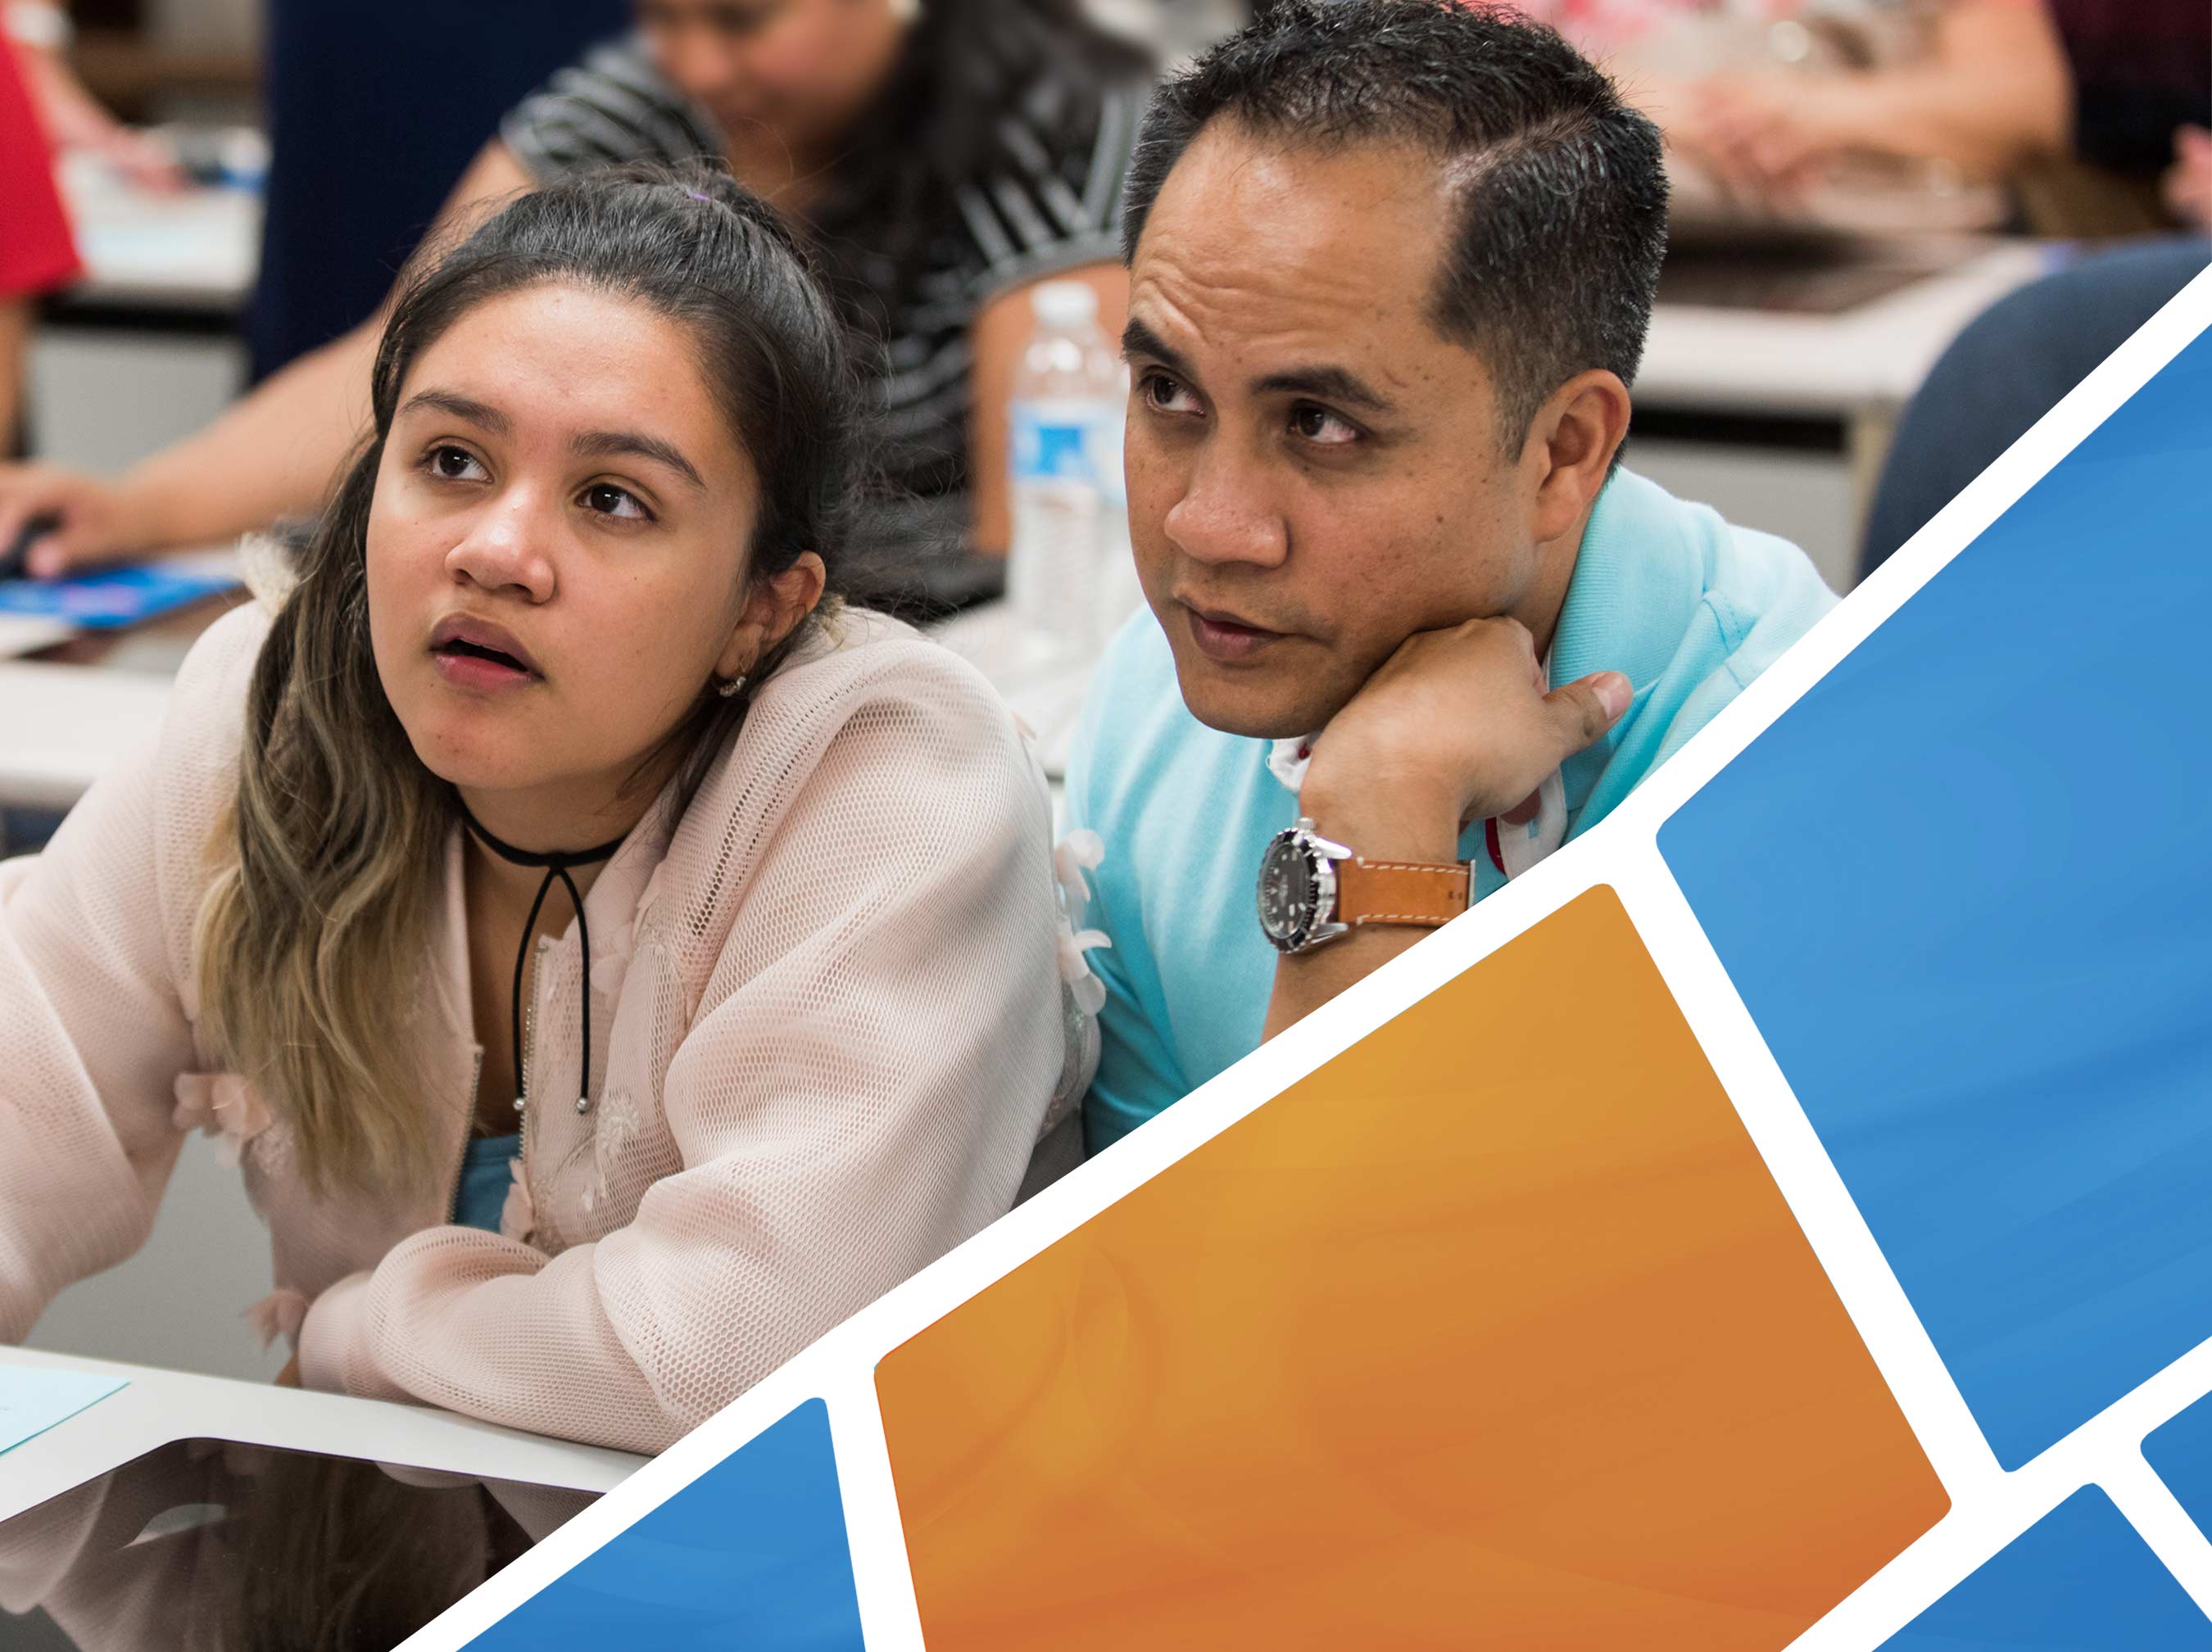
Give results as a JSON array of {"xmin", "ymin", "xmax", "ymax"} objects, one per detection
[{"xmin": 0, "ymin": 598, "xmax": 1075, "ymax": 1454}]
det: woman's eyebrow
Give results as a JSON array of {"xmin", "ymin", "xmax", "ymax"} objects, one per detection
[
  {"xmin": 572, "ymin": 429, "xmax": 706, "ymax": 491},
  {"xmin": 397, "ymin": 389, "xmax": 509, "ymax": 433}
]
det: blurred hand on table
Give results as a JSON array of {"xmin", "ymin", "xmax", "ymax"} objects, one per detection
[
  {"xmin": 14, "ymin": 29, "xmax": 186, "ymax": 192},
  {"xmin": 1673, "ymin": 72, "xmax": 1850, "ymax": 204},
  {"xmin": 0, "ymin": 464, "xmax": 145, "ymax": 577},
  {"xmin": 2164, "ymin": 125, "xmax": 2212, "ymax": 230}
]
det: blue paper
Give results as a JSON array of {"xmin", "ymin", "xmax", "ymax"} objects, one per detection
[
  {"xmin": 0, "ymin": 566, "xmax": 239, "ymax": 631},
  {"xmin": 0, "ymin": 1364, "xmax": 128, "ymax": 1455}
]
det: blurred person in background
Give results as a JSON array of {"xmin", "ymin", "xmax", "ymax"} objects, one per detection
[
  {"xmin": 0, "ymin": 0, "xmax": 1151, "ymax": 582},
  {"xmin": 1525, "ymin": 0, "xmax": 2209, "ymax": 240},
  {"xmin": 1823, "ymin": 0, "xmax": 2210, "ymax": 573},
  {"xmin": 2014, "ymin": 0, "xmax": 2211, "ymax": 237},
  {"xmin": 0, "ymin": 11, "xmax": 80, "ymax": 457},
  {"xmin": 1518, "ymin": 0, "xmax": 2072, "ymax": 231}
]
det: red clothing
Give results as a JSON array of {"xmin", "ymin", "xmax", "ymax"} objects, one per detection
[{"xmin": 0, "ymin": 42, "xmax": 79, "ymax": 298}]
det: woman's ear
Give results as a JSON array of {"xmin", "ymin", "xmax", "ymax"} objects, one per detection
[{"xmin": 717, "ymin": 551, "xmax": 828, "ymax": 679}]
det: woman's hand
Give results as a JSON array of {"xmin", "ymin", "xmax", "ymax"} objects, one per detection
[{"xmin": 0, "ymin": 464, "xmax": 144, "ymax": 577}]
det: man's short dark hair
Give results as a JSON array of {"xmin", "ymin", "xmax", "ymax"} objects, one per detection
[{"xmin": 1122, "ymin": 0, "xmax": 1669, "ymax": 449}]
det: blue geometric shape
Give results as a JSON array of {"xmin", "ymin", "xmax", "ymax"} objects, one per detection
[
  {"xmin": 2146, "ymin": 1391, "xmax": 2212, "ymax": 1543},
  {"xmin": 1876, "ymin": 1489, "xmax": 2211, "ymax": 1649},
  {"xmin": 1659, "ymin": 327, "xmax": 2212, "ymax": 1470},
  {"xmin": 468, "ymin": 1398, "xmax": 865, "ymax": 1650}
]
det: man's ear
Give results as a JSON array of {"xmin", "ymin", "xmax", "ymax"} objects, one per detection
[
  {"xmin": 1523, "ymin": 369, "xmax": 1631, "ymax": 544},
  {"xmin": 717, "ymin": 551, "xmax": 828, "ymax": 681}
]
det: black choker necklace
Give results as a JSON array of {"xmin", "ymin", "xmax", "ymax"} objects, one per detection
[{"xmin": 460, "ymin": 806, "xmax": 628, "ymax": 1124}]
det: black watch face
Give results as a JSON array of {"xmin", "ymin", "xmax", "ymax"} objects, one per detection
[{"xmin": 1258, "ymin": 832, "xmax": 1317, "ymax": 948}]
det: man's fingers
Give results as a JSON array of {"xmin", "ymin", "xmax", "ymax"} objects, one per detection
[{"xmin": 1545, "ymin": 671, "xmax": 1633, "ymax": 754}]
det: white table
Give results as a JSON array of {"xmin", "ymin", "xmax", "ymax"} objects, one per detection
[
  {"xmin": 1640, "ymin": 240, "xmax": 2053, "ymax": 423},
  {"xmin": 0, "ymin": 661, "xmax": 173, "ymax": 813},
  {"xmin": 1637, "ymin": 238, "xmax": 2055, "ymax": 584},
  {"xmin": 0, "ymin": 1346, "xmax": 638, "ymax": 1529},
  {"xmin": 56, "ymin": 157, "xmax": 261, "ymax": 319}
]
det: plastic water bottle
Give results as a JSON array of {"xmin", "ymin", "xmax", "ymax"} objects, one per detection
[{"xmin": 1007, "ymin": 282, "xmax": 1123, "ymax": 663}]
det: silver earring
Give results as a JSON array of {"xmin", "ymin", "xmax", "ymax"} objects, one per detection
[{"xmin": 718, "ymin": 673, "xmax": 747, "ymax": 699}]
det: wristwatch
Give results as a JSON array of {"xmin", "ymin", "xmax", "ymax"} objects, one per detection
[{"xmin": 1257, "ymin": 817, "xmax": 1471, "ymax": 955}]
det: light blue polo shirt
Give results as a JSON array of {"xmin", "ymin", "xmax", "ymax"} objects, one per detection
[{"xmin": 1068, "ymin": 466, "xmax": 1838, "ymax": 1154}]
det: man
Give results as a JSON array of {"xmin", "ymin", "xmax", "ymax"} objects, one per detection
[{"xmin": 1069, "ymin": 0, "xmax": 1838, "ymax": 1154}]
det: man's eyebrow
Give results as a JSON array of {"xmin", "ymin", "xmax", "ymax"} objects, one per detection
[
  {"xmin": 572, "ymin": 429, "xmax": 705, "ymax": 491},
  {"xmin": 397, "ymin": 390, "xmax": 510, "ymax": 434},
  {"xmin": 1249, "ymin": 364, "xmax": 1394, "ymax": 415},
  {"xmin": 1122, "ymin": 316, "xmax": 1195, "ymax": 379}
]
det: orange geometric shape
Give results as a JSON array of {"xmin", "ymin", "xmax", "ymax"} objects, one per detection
[{"xmin": 877, "ymin": 886, "xmax": 1949, "ymax": 1650}]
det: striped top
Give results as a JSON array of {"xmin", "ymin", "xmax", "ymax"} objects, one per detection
[{"xmin": 501, "ymin": 34, "xmax": 1148, "ymax": 564}]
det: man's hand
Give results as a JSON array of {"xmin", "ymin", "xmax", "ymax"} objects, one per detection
[
  {"xmin": 1261, "ymin": 618, "xmax": 1630, "ymax": 1043},
  {"xmin": 1300, "ymin": 616, "xmax": 1632, "ymax": 856},
  {"xmin": 0, "ymin": 464, "xmax": 144, "ymax": 577}
]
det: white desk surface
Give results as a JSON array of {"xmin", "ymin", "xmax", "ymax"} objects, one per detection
[
  {"xmin": 0, "ymin": 1345, "xmax": 639, "ymax": 1526},
  {"xmin": 57, "ymin": 164, "xmax": 262, "ymax": 315},
  {"xmin": 0, "ymin": 660, "xmax": 173, "ymax": 812},
  {"xmin": 1637, "ymin": 239, "xmax": 2055, "ymax": 419}
]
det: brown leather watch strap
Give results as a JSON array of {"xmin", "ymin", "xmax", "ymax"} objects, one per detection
[{"xmin": 1333, "ymin": 857, "xmax": 1471, "ymax": 930}]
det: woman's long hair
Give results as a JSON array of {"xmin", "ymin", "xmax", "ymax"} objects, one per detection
[{"xmin": 193, "ymin": 161, "xmax": 863, "ymax": 1196}]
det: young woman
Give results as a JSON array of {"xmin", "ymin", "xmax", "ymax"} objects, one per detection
[
  {"xmin": 0, "ymin": 162, "xmax": 1077, "ymax": 1455},
  {"xmin": 0, "ymin": 0, "xmax": 1153, "ymax": 574}
]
